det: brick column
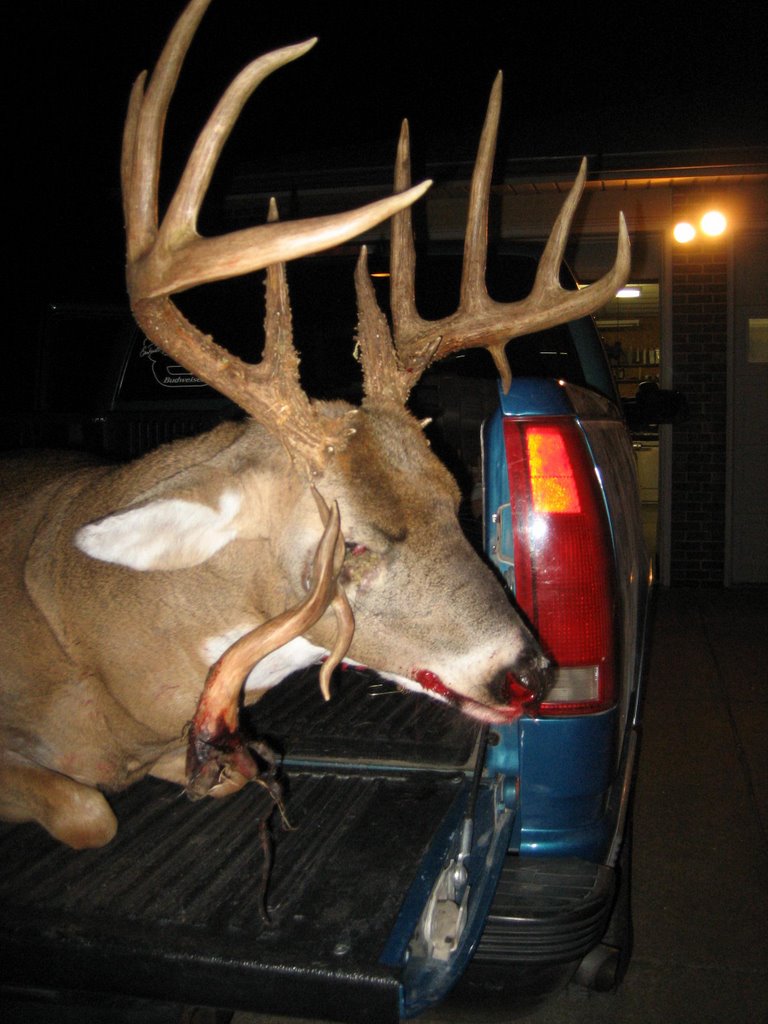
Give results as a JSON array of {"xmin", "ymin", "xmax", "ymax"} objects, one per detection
[{"xmin": 669, "ymin": 193, "xmax": 728, "ymax": 584}]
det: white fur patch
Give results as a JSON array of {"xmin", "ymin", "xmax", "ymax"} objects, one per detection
[
  {"xmin": 242, "ymin": 636, "xmax": 328, "ymax": 692},
  {"xmin": 201, "ymin": 627, "xmax": 327, "ymax": 693},
  {"xmin": 199, "ymin": 623, "xmax": 258, "ymax": 665},
  {"xmin": 76, "ymin": 491, "xmax": 242, "ymax": 571}
]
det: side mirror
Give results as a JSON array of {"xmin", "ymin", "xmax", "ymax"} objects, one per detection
[{"xmin": 623, "ymin": 381, "xmax": 689, "ymax": 429}]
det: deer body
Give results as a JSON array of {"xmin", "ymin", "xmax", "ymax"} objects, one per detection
[
  {"xmin": 0, "ymin": 407, "xmax": 544, "ymax": 845},
  {"xmin": 0, "ymin": 0, "xmax": 629, "ymax": 847}
]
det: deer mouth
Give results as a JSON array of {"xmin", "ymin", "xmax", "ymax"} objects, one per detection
[
  {"xmin": 338, "ymin": 660, "xmax": 543, "ymax": 723},
  {"xmin": 412, "ymin": 669, "xmax": 538, "ymax": 723}
]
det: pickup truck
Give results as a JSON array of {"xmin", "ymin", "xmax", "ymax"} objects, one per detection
[{"xmin": 0, "ymin": 246, "xmax": 652, "ymax": 1023}]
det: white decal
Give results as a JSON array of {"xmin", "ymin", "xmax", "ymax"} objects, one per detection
[{"xmin": 140, "ymin": 339, "xmax": 207, "ymax": 388}]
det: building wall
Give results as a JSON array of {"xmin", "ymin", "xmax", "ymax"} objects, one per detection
[{"xmin": 669, "ymin": 192, "xmax": 729, "ymax": 584}]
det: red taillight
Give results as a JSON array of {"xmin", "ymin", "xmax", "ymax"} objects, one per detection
[
  {"xmin": 527, "ymin": 427, "xmax": 581, "ymax": 514},
  {"xmin": 503, "ymin": 418, "xmax": 617, "ymax": 716}
]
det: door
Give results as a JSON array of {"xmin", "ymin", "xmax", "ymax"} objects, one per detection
[
  {"xmin": 728, "ymin": 231, "xmax": 768, "ymax": 584},
  {"xmin": 568, "ymin": 237, "xmax": 664, "ymax": 565}
]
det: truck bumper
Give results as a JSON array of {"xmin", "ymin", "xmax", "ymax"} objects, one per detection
[{"xmin": 475, "ymin": 856, "xmax": 615, "ymax": 965}]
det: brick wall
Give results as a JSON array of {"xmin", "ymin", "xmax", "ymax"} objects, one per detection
[{"xmin": 669, "ymin": 192, "xmax": 729, "ymax": 584}]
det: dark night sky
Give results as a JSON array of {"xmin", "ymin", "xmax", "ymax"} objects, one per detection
[{"xmin": 12, "ymin": 0, "xmax": 768, "ymax": 312}]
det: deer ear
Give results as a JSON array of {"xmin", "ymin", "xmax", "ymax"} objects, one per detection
[{"xmin": 75, "ymin": 490, "xmax": 243, "ymax": 571}]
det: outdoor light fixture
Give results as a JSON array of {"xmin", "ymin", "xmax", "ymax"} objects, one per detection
[
  {"xmin": 673, "ymin": 221, "xmax": 697, "ymax": 243},
  {"xmin": 616, "ymin": 287, "xmax": 641, "ymax": 298},
  {"xmin": 701, "ymin": 210, "xmax": 727, "ymax": 236},
  {"xmin": 673, "ymin": 210, "xmax": 728, "ymax": 243}
]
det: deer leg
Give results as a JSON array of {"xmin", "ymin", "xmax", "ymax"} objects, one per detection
[{"xmin": 0, "ymin": 754, "xmax": 117, "ymax": 849}]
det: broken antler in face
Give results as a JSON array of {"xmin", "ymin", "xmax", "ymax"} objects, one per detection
[{"xmin": 185, "ymin": 499, "xmax": 351, "ymax": 801}]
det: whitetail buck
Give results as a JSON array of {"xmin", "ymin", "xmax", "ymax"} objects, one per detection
[{"xmin": 0, "ymin": 0, "xmax": 629, "ymax": 848}]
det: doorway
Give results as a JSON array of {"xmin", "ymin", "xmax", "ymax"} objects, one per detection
[
  {"xmin": 567, "ymin": 237, "xmax": 664, "ymax": 568},
  {"xmin": 596, "ymin": 282, "xmax": 661, "ymax": 559},
  {"xmin": 728, "ymin": 230, "xmax": 768, "ymax": 584}
]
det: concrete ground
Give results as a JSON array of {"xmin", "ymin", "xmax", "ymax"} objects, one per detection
[{"xmin": 234, "ymin": 586, "xmax": 768, "ymax": 1024}]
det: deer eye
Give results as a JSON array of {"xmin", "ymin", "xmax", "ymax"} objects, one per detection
[{"xmin": 345, "ymin": 541, "xmax": 368, "ymax": 557}]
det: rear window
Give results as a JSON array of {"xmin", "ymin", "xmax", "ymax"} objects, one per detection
[
  {"xmin": 116, "ymin": 334, "xmax": 231, "ymax": 407},
  {"xmin": 276, "ymin": 248, "xmax": 608, "ymax": 398},
  {"xmin": 40, "ymin": 313, "xmax": 129, "ymax": 414}
]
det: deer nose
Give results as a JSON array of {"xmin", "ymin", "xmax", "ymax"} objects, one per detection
[{"xmin": 488, "ymin": 652, "xmax": 552, "ymax": 705}]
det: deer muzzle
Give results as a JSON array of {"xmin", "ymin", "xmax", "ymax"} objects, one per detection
[{"xmin": 410, "ymin": 646, "xmax": 552, "ymax": 724}]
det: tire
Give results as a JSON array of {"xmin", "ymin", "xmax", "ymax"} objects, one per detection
[{"xmin": 573, "ymin": 813, "xmax": 634, "ymax": 991}]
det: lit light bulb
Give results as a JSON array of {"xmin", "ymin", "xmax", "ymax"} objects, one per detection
[
  {"xmin": 673, "ymin": 222, "xmax": 696, "ymax": 243},
  {"xmin": 701, "ymin": 210, "xmax": 727, "ymax": 236}
]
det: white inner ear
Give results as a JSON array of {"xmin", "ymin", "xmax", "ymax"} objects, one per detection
[{"xmin": 75, "ymin": 491, "xmax": 242, "ymax": 570}]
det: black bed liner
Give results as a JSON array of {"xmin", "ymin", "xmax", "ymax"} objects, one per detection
[
  {"xmin": 245, "ymin": 664, "xmax": 479, "ymax": 768},
  {"xmin": 0, "ymin": 670, "xmax": 482, "ymax": 1023}
]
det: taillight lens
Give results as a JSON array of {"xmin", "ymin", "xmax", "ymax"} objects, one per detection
[{"xmin": 503, "ymin": 418, "xmax": 617, "ymax": 715}]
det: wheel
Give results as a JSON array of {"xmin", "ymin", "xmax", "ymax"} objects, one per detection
[{"xmin": 573, "ymin": 813, "xmax": 634, "ymax": 991}]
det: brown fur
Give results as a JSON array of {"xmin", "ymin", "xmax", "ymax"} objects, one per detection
[{"xmin": 0, "ymin": 402, "xmax": 547, "ymax": 846}]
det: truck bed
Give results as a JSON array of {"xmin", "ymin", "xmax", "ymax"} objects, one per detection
[{"xmin": 0, "ymin": 670, "xmax": 481, "ymax": 1024}]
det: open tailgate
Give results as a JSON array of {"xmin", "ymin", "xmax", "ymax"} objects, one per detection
[{"xmin": 0, "ymin": 670, "xmax": 513, "ymax": 1023}]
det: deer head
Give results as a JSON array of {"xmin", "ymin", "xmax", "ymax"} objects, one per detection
[{"xmin": 83, "ymin": 0, "xmax": 629, "ymax": 723}]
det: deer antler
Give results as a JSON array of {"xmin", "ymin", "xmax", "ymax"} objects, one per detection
[
  {"xmin": 357, "ymin": 72, "xmax": 630, "ymax": 397},
  {"xmin": 122, "ymin": 0, "xmax": 431, "ymax": 467},
  {"xmin": 185, "ymin": 497, "xmax": 351, "ymax": 800}
]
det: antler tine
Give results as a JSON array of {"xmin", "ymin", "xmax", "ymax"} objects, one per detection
[
  {"xmin": 310, "ymin": 487, "xmax": 355, "ymax": 700},
  {"xmin": 162, "ymin": 42, "xmax": 314, "ymax": 252},
  {"xmin": 382, "ymin": 72, "xmax": 631, "ymax": 394},
  {"xmin": 123, "ymin": 0, "xmax": 433, "ymax": 468},
  {"xmin": 354, "ymin": 246, "xmax": 412, "ymax": 405},
  {"xmin": 260, "ymin": 197, "xmax": 315, "ymax": 436},
  {"xmin": 459, "ymin": 72, "xmax": 502, "ymax": 309},
  {"xmin": 122, "ymin": 0, "xmax": 212, "ymax": 263},
  {"xmin": 124, "ymin": 0, "xmax": 431, "ymax": 300},
  {"xmin": 388, "ymin": 119, "xmax": 428, "ymax": 370}
]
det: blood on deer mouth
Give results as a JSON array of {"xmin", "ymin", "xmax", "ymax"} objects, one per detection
[{"xmin": 412, "ymin": 668, "xmax": 536, "ymax": 723}]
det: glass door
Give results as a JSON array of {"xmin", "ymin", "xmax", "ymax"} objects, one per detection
[{"xmin": 595, "ymin": 282, "xmax": 662, "ymax": 560}]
